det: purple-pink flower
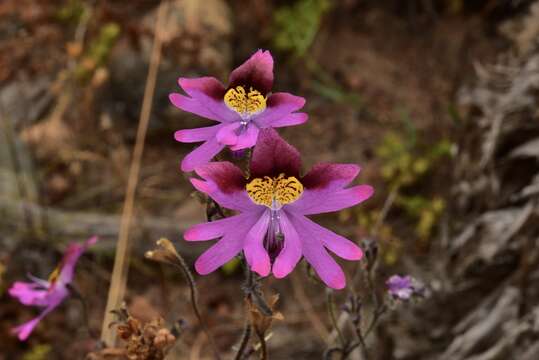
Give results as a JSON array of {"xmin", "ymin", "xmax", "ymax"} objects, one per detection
[
  {"xmin": 184, "ymin": 129, "xmax": 374, "ymax": 289},
  {"xmin": 170, "ymin": 49, "xmax": 308, "ymax": 171},
  {"xmin": 386, "ymin": 275, "xmax": 414, "ymax": 300},
  {"xmin": 9, "ymin": 236, "xmax": 98, "ymax": 341}
]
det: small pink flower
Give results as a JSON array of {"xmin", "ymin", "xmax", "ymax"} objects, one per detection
[
  {"xmin": 170, "ymin": 49, "xmax": 308, "ymax": 171},
  {"xmin": 386, "ymin": 275, "xmax": 414, "ymax": 300},
  {"xmin": 184, "ymin": 129, "xmax": 374, "ymax": 289},
  {"xmin": 9, "ymin": 236, "xmax": 97, "ymax": 340}
]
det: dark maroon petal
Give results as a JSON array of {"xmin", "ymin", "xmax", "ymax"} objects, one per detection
[
  {"xmin": 302, "ymin": 163, "xmax": 360, "ymax": 190},
  {"xmin": 179, "ymin": 77, "xmax": 226, "ymax": 100},
  {"xmin": 228, "ymin": 50, "xmax": 274, "ymax": 94},
  {"xmin": 250, "ymin": 128, "xmax": 301, "ymax": 178},
  {"xmin": 195, "ymin": 161, "xmax": 246, "ymax": 193}
]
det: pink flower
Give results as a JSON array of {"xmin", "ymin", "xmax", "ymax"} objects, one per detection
[
  {"xmin": 170, "ymin": 49, "xmax": 308, "ymax": 171},
  {"xmin": 386, "ymin": 275, "xmax": 414, "ymax": 300},
  {"xmin": 9, "ymin": 236, "xmax": 98, "ymax": 341},
  {"xmin": 184, "ymin": 129, "xmax": 374, "ymax": 289}
]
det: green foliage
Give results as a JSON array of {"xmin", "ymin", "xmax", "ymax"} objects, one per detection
[
  {"xmin": 396, "ymin": 195, "xmax": 445, "ymax": 240},
  {"xmin": 75, "ymin": 23, "xmax": 121, "ymax": 81},
  {"xmin": 376, "ymin": 131, "xmax": 451, "ymax": 189},
  {"xmin": 273, "ymin": 0, "xmax": 331, "ymax": 57},
  {"xmin": 357, "ymin": 210, "xmax": 402, "ymax": 265},
  {"xmin": 23, "ymin": 345, "xmax": 52, "ymax": 360},
  {"xmin": 221, "ymin": 257, "xmax": 241, "ymax": 275},
  {"xmin": 375, "ymin": 128, "xmax": 451, "ymax": 241},
  {"xmin": 56, "ymin": 0, "xmax": 85, "ymax": 24}
]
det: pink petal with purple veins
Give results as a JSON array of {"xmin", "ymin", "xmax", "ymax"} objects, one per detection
[
  {"xmin": 243, "ymin": 210, "xmax": 271, "ymax": 277},
  {"xmin": 181, "ymin": 137, "xmax": 225, "ymax": 172},
  {"xmin": 185, "ymin": 213, "xmax": 254, "ymax": 241},
  {"xmin": 229, "ymin": 50, "xmax": 274, "ymax": 95},
  {"xmin": 216, "ymin": 122, "xmax": 241, "ymax": 145},
  {"xmin": 272, "ymin": 211, "xmax": 302, "ymax": 279},
  {"xmin": 265, "ymin": 112, "xmax": 308, "ymax": 128},
  {"xmin": 289, "ymin": 185, "xmax": 374, "ymax": 215},
  {"xmin": 190, "ymin": 178, "xmax": 257, "ymax": 212},
  {"xmin": 290, "ymin": 215, "xmax": 346, "ymax": 289},
  {"xmin": 177, "ymin": 77, "xmax": 238, "ymax": 123},
  {"xmin": 254, "ymin": 93, "xmax": 306, "ymax": 128},
  {"xmin": 302, "ymin": 163, "xmax": 361, "ymax": 191},
  {"xmin": 194, "ymin": 213, "xmax": 261, "ymax": 275},
  {"xmin": 169, "ymin": 93, "xmax": 224, "ymax": 122},
  {"xmin": 294, "ymin": 215, "xmax": 363, "ymax": 260},
  {"xmin": 229, "ymin": 124, "xmax": 259, "ymax": 151},
  {"xmin": 174, "ymin": 125, "xmax": 221, "ymax": 143},
  {"xmin": 250, "ymin": 128, "xmax": 301, "ymax": 178}
]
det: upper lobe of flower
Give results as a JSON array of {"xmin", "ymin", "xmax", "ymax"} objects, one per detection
[
  {"xmin": 170, "ymin": 50, "xmax": 308, "ymax": 172},
  {"xmin": 9, "ymin": 236, "xmax": 98, "ymax": 341},
  {"xmin": 185, "ymin": 130, "xmax": 374, "ymax": 289}
]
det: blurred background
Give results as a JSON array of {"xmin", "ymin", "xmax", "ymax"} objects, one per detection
[{"xmin": 1, "ymin": 0, "xmax": 539, "ymax": 359}]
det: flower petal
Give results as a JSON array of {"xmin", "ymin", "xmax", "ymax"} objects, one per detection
[
  {"xmin": 179, "ymin": 76, "xmax": 225, "ymax": 99},
  {"xmin": 216, "ymin": 122, "xmax": 241, "ymax": 145},
  {"xmin": 302, "ymin": 163, "xmax": 360, "ymax": 191},
  {"xmin": 175, "ymin": 77, "xmax": 239, "ymax": 123},
  {"xmin": 272, "ymin": 211, "xmax": 302, "ymax": 279},
  {"xmin": 12, "ymin": 291, "xmax": 67, "ymax": 341},
  {"xmin": 264, "ymin": 112, "xmax": 308, "ymax": 128},
  {"xmin": 295, "ymin": 215, "xmax": 363, "ymax": 260},
  {"xmin": 229, "ymin": 49, "xmax": 274, "ymax": 94},
  {"xmin": 59, "ymin": 236, "xmax": 98, "ymax": 284},
  {"xmin": 250, "ymin": 128, "xmax": 301, "ymax": 178},
  {"xmin": 288, "ymin": 185, "xmax": 374, "ymax": 215},
  {"xmin": 185, "ymin": 214, "xmax": 251, "ymax": 241},
  {"xmin": 181, "ymin": 137, "xmax": 225, "ymax": 172},
  {"xmin": 254, "ymin": 93, "xmax": 306, "ymax": 128},
  {"xmin": 12, "ymin": 317, "xmax": 41, "ymax": 341},
  {"xmin": 287, "ymin": 213, "xmax": 347, "ymax": 289},
  {"xmin": 190, "ymin": 178, "xmax": 256, "ymax": 212},
  {"xmin": 243, "ymin": 210, "xmax": 271, "ymax": 277},
  {"xmin": 194, "ymin": 213, "xmax": 261, "ymax": 275},
  {"xmin": 229, "ymin": 124, "xmax": 260, "ymax": 151},
  {"xmin": 174, "ymin": 125, "xmax": 221, "ymax": 143},
  {"xmin": 9, "ymin": 282, "xmax": 48, "ymax": 307},
  {"xmin": 195, "ymin": 161, "xmax": 246, "ymax": 193},
  {"xmin": 169, "ymin": 93, "xmax": 223, "ymax": 122}
]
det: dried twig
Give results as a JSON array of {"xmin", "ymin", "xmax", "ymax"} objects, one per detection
[{"xmin": 100, "ymin": 0, "xmax": 169, "ymax": 346}]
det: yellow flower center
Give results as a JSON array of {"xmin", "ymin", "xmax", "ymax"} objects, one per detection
[
  {"xmin": 246, "ymin": 174, "xmax": 303, "ymax": 209},
  {"xmin": 224, "ymin": 85, "xmax": 267, "ymax": 118},
  {"xmin": 48, "ymin": 266, "xmax": 61, "ymax": 285}
]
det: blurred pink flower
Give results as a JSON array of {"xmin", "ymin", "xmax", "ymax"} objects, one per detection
[
  {"xmin": 9, "ymin": 236, "xmax": 98, "ymax": 341},
  {"xmin": 386, "ymin": 275, "xmax": 414, "ymax": 300},
  {"xmin": 184, "ymin": 129, "xmax": 373, "ymax": 289},
  {"xmin": 170, "ymin": 49, "xmax": 308, "ymax": 171}
]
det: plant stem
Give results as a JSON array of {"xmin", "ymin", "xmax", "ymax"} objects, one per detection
[
  {"xmin": 168, "ymin": 255, "xmax": 221, "ymax": 360},
  {"xmin": 327, "ymin": 291, "xmax": 345, "ymax": 348},
  {"xmin": 234, "ymin": 320, "xmax": 252, "ymax": 360}
]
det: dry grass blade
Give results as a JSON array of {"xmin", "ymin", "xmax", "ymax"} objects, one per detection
[{"xmin": 100, "ymin": 0, "xmax": 170, "ymax": 346}]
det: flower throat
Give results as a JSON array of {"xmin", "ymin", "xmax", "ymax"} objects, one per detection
[
  {"xmin": 224, "ymin": 85, "xmax": 266, "ymax": 118},
  {"xmin": 246, "ymin": 173, "xmax": 303, "ymax": 210}
]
